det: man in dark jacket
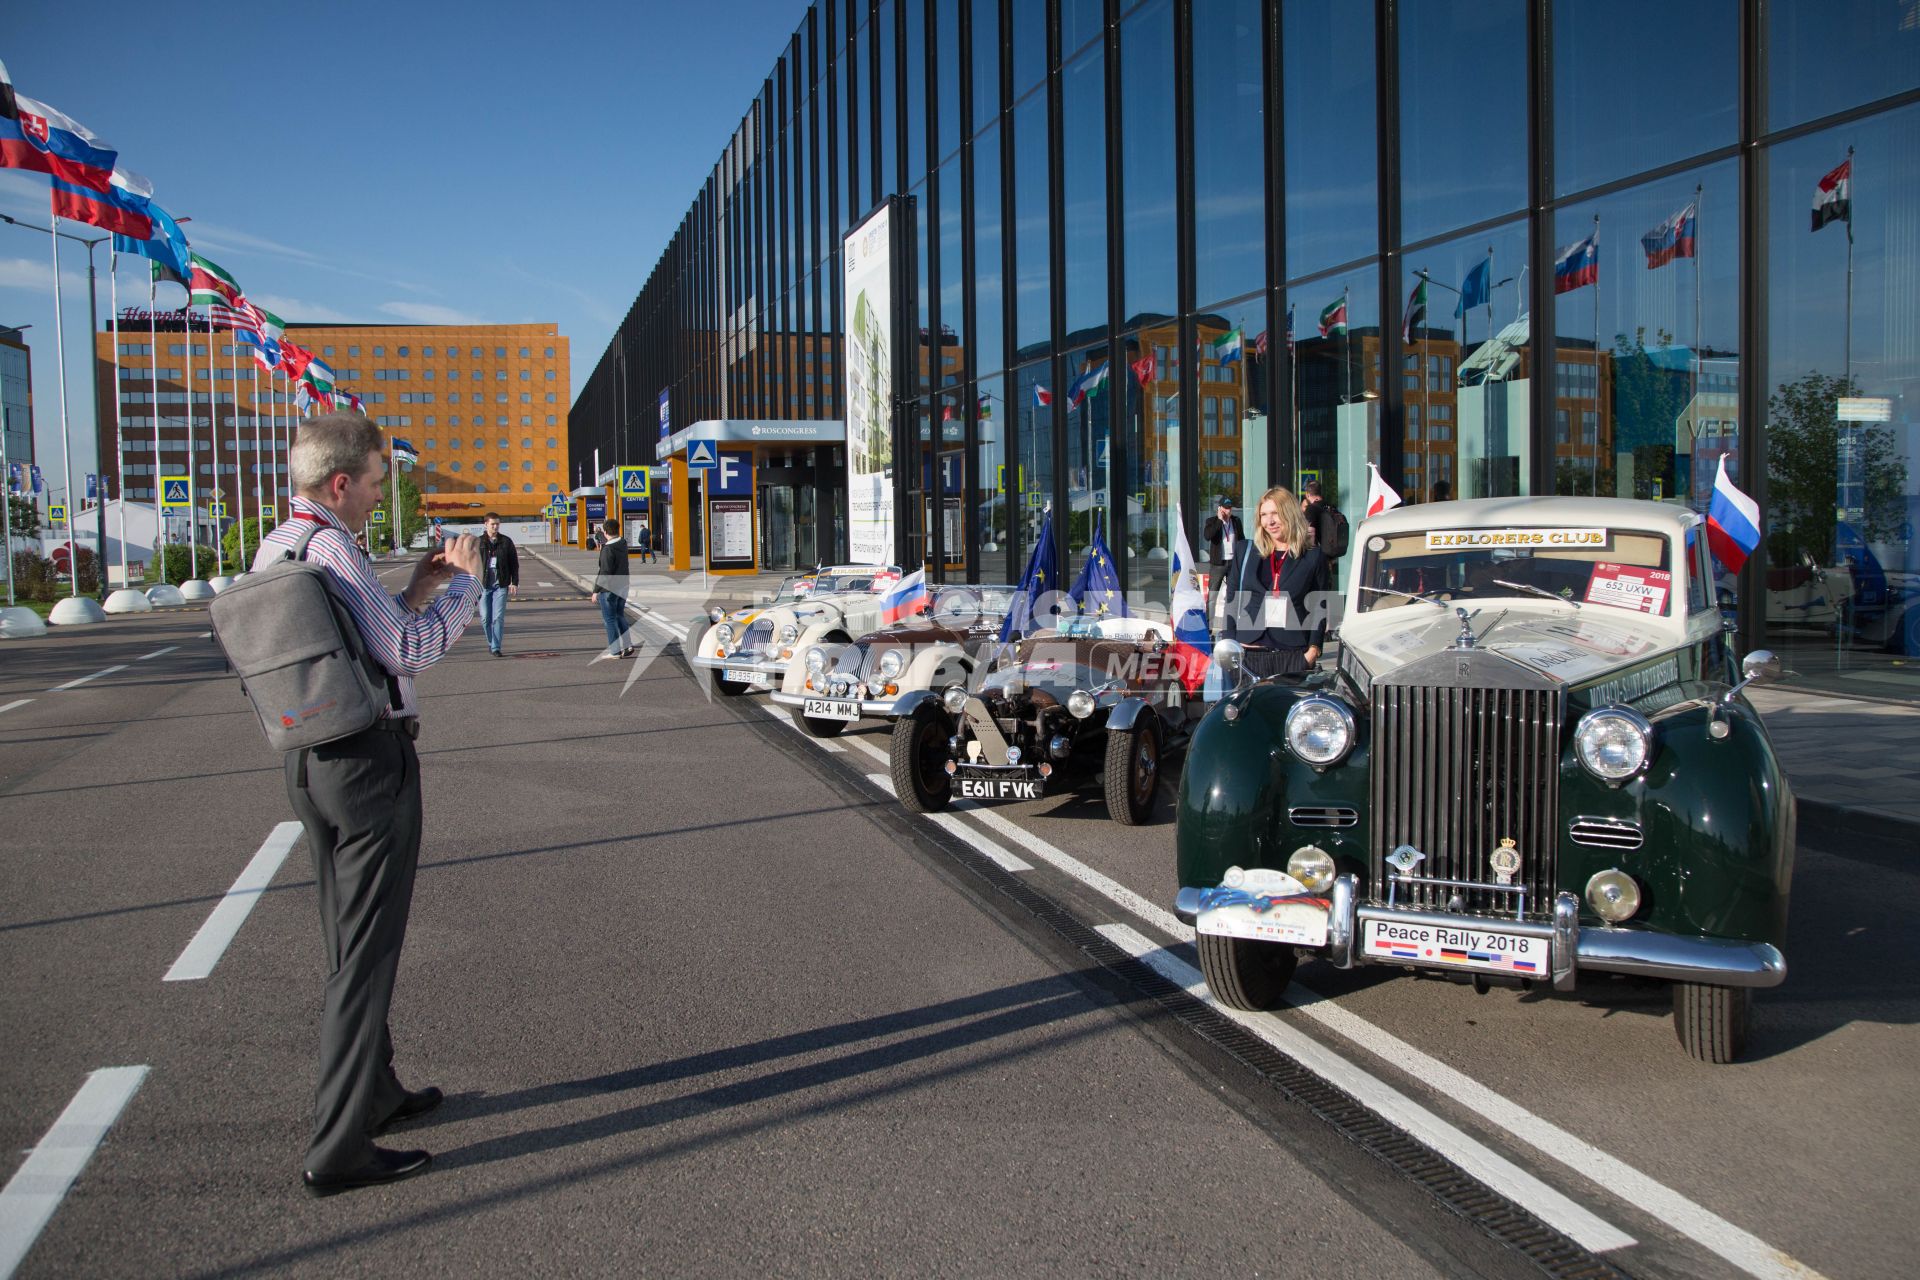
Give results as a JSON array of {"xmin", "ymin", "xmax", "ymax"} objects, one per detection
[
  {"xmin": 593, "ymin": 517, "xmax": 636, "ymax": 658},
  {"xmin": 1202, "ymin": 495, "xmax": 1245, "ymax": 624},
  {"xmin": 478, "ymin": 513, "xmax": 520, "ymax": 656}
]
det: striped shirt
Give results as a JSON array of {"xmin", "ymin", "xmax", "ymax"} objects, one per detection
[{"xmin": 252, "ymin": 496, "xmax": 478, "ymax": 719}]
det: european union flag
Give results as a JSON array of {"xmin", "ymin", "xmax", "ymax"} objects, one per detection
[
  {"xmin": 1457, "ymin": 257, "xmax": 1491, "ymax": 317},
  {"xmin": 998, "ymin": 508, "xmax": 1060, "ymax": 643},
  {"xmin": 1067, "ymin": 516, "xmax": 1128, "ymax": 618}
]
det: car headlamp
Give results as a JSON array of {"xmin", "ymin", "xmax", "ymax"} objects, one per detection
[
  {"xmin": 715, "ymin": 622, "xmax": 735, "ymax": 647},
  {"xmin": 709, "ymin": 606, "xmax": 725, "ymax": 622},
  {"xmin": 779, "ymin": 622, "xmax": 800, "ymax": 645},
  {"xmin": 1574, "ymin": 707, "xmax": 1654, "ymax": 783},
  {"xmin": 1286, "ymin": 845, "xmax": 1336, "ymax": 892},
  {"xmin": 1067, "ymin": 689, "xmax": 1097, "ymax": 720},
  {"xmin": 877, "ymin": 649, "xmax": 906, "ymax": 679},
  {"xmin": 942, "ymin": 685, "xmax": 969, "ymax": 715},
  {"xmin": 1585, "ymin": 869, "xmax": 1642, "ymax": 922},
  {"xmin": 1284, "ymin": 696, "xmax": 1355, "ymax": 767},
  {"xmin": 805, "ymin": 646, "xmax": 828, "ymax": 674}
]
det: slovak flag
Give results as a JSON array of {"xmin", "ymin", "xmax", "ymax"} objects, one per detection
[
  {"xmin": 1365, "ymin": 463, "xmax": 1402, "ymax": 517},
  {"xmin": 1641, "ymin": 202, "xmax": 1698, "ymax": 269},
  {"xmin": 1705, "ymin": 455, "xmax": 1761, "ymax": 572},
  {"xmin": 0, "ymin": 85, "xmax": 153, "ymax": 239},
  {"xmin": 1554, "ymin": 228, "xmax": 1599, "ymax": 294},
  {"xmin": 880, "ymin": 567, "xmax": 929, "ymax": 624},
  {"xmin": 1167, "ymin": 503, "xmax": 1213, "ymax": 694},
  {"xmin": 1033, "ymin": 385, "xmax": 1052, "ymax": 408}
]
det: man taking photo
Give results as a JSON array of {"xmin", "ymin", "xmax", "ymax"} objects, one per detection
[
  {"xmin": 1202, "ymin": 494, "xmax": 1244, "ymax": 626},
  {"xmin": 252, "ymin": 412, "xmax": 482, "ymax": 1197},
  {"xmin": 478, "ymin": 512, "xmax": 520, "ymax": 656}
]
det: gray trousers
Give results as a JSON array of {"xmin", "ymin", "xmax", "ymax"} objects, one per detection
[{"xmin": 285, "ymin": 725, "xmax": 423, "ymax": 1174}]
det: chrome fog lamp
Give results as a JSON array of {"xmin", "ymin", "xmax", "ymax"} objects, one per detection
[
  {"xmin": 1048, "ymin": 734, "xmax": 1072, "ymax": 760},
  {"xmin": 942, "ymin": 685, "xmax": 969, "ymax": 715},
  {"xmin": 779, "ymin": 622, "xmax": 800, "ymax": 645},
  {"xmin": 805, "ymin": 646, "xmax": 828, "ymax": 674},
  {"xmin": 1287, "ymin": 845, "xmax": 1336, "ymax": 892},
  {"xmin": 877, "ymin": 648, "xmax": 907, "ymax": 679},
  {"xmin": 1575, "ymin": 707, "xmax": 1654, "ymax": 783},
  {"xmin": 1585, "ymin": 869, "xmax": 1642, "ymax": 923},
  {"xmin": 1284, "ymin": 696, "xmax": 1355, "ymax": 767},
  {"xmin": 1006, "ymin": 745, "xmax": 1024, "ymax": 765},
  {"xmin": 1066, "ymin": 689, "xmax": 1097, "ymax": 720},
  {"xmin": 715, "ymin": 622, "xmax": 735, "ymax": 647}
]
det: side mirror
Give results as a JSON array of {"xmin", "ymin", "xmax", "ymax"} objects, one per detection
[
  {"xmin": 1212, "ymin": 637, "xmax": 1245, "ymax": 679},
  {"xmin": 1740, "ymin": 649, "xmax": 1783, "ymax": 687}
]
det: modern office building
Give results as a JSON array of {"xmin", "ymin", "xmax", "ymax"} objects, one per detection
[
  {"xmin": 97, "ymin": 320, "xmax": 571, "ymax": 527},
  {"xmin": 574, "ymin": 0, "xmax": 1920, "ymax": 700},
  {"xmin": 1, "ymin": 324, "xmax": 32, "ymax": 485}
]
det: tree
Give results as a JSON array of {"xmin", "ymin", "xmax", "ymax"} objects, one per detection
[
  {"xmin": 7, "ymin": 495, "xmax": 38, "ymax": 539},
  {"xmin": 369, "ymin": 471, "xmax": 426, "ymax": 554},
  {"xmin": 1765, "ymin": 371, "xmax": 1909, "ymax": 566},
  {"xmin": 221, "ymin": 513, "xmax": 280, "ymax": 570}
]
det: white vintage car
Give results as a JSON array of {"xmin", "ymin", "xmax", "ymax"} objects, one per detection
[
  {"xmin": 769, "ymin": 583, "xmax": 1017, "ymax": 736},
  {"xmin": 1176, "ymin": 496, "xmax": 1797, "ymax": 1063},
  {"xmin": 688, "ymin": 565, "xmax": 900, "ymax": 697}
]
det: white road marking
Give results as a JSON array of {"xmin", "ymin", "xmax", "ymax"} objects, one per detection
[
  {"xmin": 0, "ymin": 1065, "xmax": 149, "ymax": 1280},
  {"xmin": 134, "ymin": 645, "xmax": 179, "ymax": 661},
  {"xmin": 863, "ymin": 773, "xmax": 1032, "ymax": 871},
  {"xmin": 841, "ymin": 735, "xmax": 888, "ymax": 764},
  {"xmin": 638, "ymin": 607, "xmax": 689, "ymax": 639},
  {"xmin": 1100, "ymin": 924, "xmax": 1637, "ymax": 1254},
  {"xmin": 163, "ymin": 822, "xmax": 303, "ymax": 982},
  {"xmin": 0, "ymin": 699, "xmax": 31, "ymax": 715},
  {"xmin": 954, "ymin": 800, "xmax": 1193, "ymax": 942},
  {"xmin": 48, "ymin": 665, "xmax": 127, "ymax": 692},
  {"xmin": 538, "ymin": 580, "xmax": 554, "ymax": 587},
  {"xmin": 198, "ymin": 630, "xmax": 211, "ymax": 638},
  {"xmin": 756, "ymin": 701, "xmax": 844, "ymax": 752}
]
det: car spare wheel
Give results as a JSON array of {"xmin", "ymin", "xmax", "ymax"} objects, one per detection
[
  {"xmin": 1104, "ymin": 717, "xmax": 1160, "ymax": 826},
  {"xmin": 1672, "ymin": 981, "xmax": 1750, "ymax": 1064},
  {"xmin": 890, "ymin": 702, "xmax": 954, "ymax": 813},
  {"xmin": 1196, "ymin": 931, "xmax": 1297, "ymax": 1011}
]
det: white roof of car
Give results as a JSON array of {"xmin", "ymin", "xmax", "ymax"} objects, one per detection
[{"xmin": 1358, "ymin": 495, "xmax": 1697, "ymax": 538}]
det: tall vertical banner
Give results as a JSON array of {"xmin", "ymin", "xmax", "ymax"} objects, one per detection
[
  {"xmin": 844, "ymin": 205, "xmax": 895, "ymax": 565},
  {"xmin": 658, "ymin": 388, "xmax": 671, "ymax": 441}
]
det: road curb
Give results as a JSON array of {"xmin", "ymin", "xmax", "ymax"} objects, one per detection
[{"xmin": 1797, "ymin": 797, "xmax": 1919, "ymax": 860}]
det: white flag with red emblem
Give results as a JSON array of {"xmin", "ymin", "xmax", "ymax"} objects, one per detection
[{"xmin": 1365, "ymin": 463, "xmax": 1401, "ymax": 518}]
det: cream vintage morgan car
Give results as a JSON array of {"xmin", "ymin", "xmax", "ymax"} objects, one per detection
[{"xmin": 688, "ymin": 565, "xmax": 900, "ymax": 697}]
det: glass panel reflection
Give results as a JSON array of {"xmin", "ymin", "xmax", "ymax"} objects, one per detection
[
  {"xmin": 973, "ymin": 0, "xmax": 1002, "ymax": 133},
  {"xmin": 1283, "ymin": 1, "xmax": 1378, "ymax": 280},
  {"xmin": 1063, "ymin": 47, "xmax": 1109, "ymax": 339},
  {"xmin": 1193, "ymin": 0, "xmax": 1264, "ymax": 310},
  {"xmin": 975, "ymin": 373, "xmax": 1011, "ymax": 581},
  {"xmin": 1769, "ymin": 0, "xmax": 1920, "ymax": 134},
  {"xmin": 1120, "ymin": 0, "xmax": 1176, "ymax": 323},
  {"xmin": 1292, "ymin": 266, "xmax": 1381, "ymax": 586},
  {"xmin": 1398, "ymin": 0, "xmax": 1527, "ymax": 246},
  {"xmin": 973, "ymin": 120, "xmax": 1006, "ymax": 377},
  {"xmin": 1013, "ymin": 93, "xmax": 1052, "ymax": 356},
  {"xmin": 1011, "ymin": 360, "xmax": 1057, "ymax": 573},
  {"xmin": 1064, "ymin": 340, "xmax": 1114, "ymax": 570},
  {"xmin": 1120, "ymin": 326, "xmax": 1176, "ymax": 606}
]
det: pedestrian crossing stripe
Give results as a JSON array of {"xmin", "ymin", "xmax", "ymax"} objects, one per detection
[{"xmin": 161, "ymin": 477, "xmax": 191, "ymax": 508}]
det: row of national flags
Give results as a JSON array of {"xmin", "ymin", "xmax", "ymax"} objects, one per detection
[{"xmin": 0, "ymin": 58, "xmax": 367, "ymax": 419}]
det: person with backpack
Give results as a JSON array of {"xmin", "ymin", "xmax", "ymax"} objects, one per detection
[
  {"xmin": 1300, "ymin": 478, "xmax": 1349, "ymax": 559},
  {"xmin": 249, "ymin": 412, "xmax": 481, "ymax": 1197},
  {"xmin": 1220, "ymin": 485, "xmax": 1331, "ymax": 681},
  {"xmin": 593, "ymin": 516, "xmax": 636, "ymax": 658}
]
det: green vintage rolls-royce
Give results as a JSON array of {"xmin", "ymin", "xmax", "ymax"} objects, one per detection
[{"xmin": 1174, "ymin": 496, "xmax": 1795, "ymax": 1063}]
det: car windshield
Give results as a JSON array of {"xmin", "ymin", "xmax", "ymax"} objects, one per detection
[
  {"xmin": 1361, "ymin": 525, "xmax": 1676, "ymax": 617},
  {"xmin": 928, "ymin": 585, "xmax": 1016, "ymax": 625}
]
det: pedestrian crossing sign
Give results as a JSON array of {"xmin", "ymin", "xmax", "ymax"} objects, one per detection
[
  {"xmin": 208, "ymin": 502, "xmax": 227, "ymax": 519},
  {"xmin": 161, "ymin": 477, "xmax": 191, "ymax": 508},
  {"xmin": 49, "ymin": 503, "xmax": 67, "ymax": 523},
  {"xmin": 370, "ymin": 509, "xmax": 387, "ymax": 525},
  {"xmin": 619, "ymin": 466, "xmax": 650, "ymax": 498}
]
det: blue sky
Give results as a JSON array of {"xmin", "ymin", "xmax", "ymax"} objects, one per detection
[{"xmin": 3, "ymin": 0, "xmax": 808, "ymax": 501}]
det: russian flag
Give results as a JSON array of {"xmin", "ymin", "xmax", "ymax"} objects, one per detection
[
  {"xmin": 1641, "ymin": 202, "xmax": 1697, "ymax": 270},
  {"xmin": 1705, "ymin": 455, "xmax": 1761, "ymax": 572},
  {"xmin": 1554, "ymin": 228, "xmax": 1599, "ymax": 294},
  {"xmin": 1168, "ymin": 504, "xmax": 1213, "ymax": 693},
  {"xmin": 880, "ymin": 567, "xmax": 929, "ymax": 624}
]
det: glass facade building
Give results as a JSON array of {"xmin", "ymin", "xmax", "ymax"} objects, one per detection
[{"xmin": 573, "ymin": 0, "xmax": 1920, "ymax": 701}]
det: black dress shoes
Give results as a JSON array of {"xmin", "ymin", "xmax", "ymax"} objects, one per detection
[
  {"xmin": 303, "ymin": 1146, "xmax": 432, "ymax": 1197},
  {"xmin": 375, "ymin": 1085, "xmax": 444, "ymax": 1135}
]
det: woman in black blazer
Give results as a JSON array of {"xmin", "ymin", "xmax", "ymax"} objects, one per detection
[{"xmin": 1220, "ymin": 485, "xmax": 1330, "ymax": 679}]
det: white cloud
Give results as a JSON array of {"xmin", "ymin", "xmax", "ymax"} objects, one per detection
[
  {"xmin": 379, "ymin": 301, "xmax": 487, "ymax": 326},
  {"xmin": 0, "ymin": 256, "xmax": 90, "ymax": 294},
  {"xmin": 251, "ymin": 293, "xmax": 358, "ymax": 324}
]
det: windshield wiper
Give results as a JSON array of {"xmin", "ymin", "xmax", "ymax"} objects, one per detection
[
  {"xmin": 1359, "ymin": 584, "xmax": 1448, "ymax": 607},
  {"xmin": 1490, "ymin": 579, "xmax": 1580, "ymax": 608}
]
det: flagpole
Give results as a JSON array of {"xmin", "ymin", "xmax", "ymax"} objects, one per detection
[
  {"xmin": 205, "ymin": 306, "xmax": 223, "ymax": 576},
  {"xmin": 1342, "ymin": 286, "xmax": 1352, "ymax": 406},
  {"xmin": 46, "ymin": 203, "xmax": 78, "ymax": 597},
  {"xmin": 109, "ymin": 245, "xmax": 129, "ymax": 590},
  {"xmin": 1590, "ymin": 213, "xmax": 1601, "ymax": 494},
  {"xmin": 182, "ymin": 299, "xmax": 198, "ymax": 580},
  {"xmin": 146, "ymin": 276, "xmax": 166, "ymax": 583},
  {"xmin": 228, "ymin": 339, "xmax": 247, "ymax": 569},
  {"xmin": 1692, "ymin": 184, "xmax": 1704, "ymax": 429},
  {"xmin": 1843, "ymin": 145, "xmax": 1855, "ymax": 389},
  {"xmin": 251, "ymin": 357, "xmax": 263, "ymax": 540}
]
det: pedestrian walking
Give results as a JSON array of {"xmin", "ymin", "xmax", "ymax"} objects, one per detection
[
  {"xmin": 1219, "ymin": 485, "xmax": 1330, "ymax": 681},
  {"xmin": 633, "ymin": 520, "xmax": 656, "ymax": 564},
  {"xmin": 250, "ymin": 412, "xmax": 482, "ymax": 1197},
  {"xmin": 593, "ymin": 516, "xmax": 636, "ymax": 658},
  {"xmin": 1202, "ymin": 494, "xmax": 1245, "ymax": 625},
  {"xmin": 477, "ymin": 511, "xmax": 520, "ymax": 656}
]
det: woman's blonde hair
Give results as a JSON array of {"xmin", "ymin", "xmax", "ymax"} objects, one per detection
[{"xmin": 1252, "ymin": 485, "xmax": 1311, "ymax": 557}]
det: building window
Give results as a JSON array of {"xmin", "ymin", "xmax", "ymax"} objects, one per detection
[{"xmin": 544, "ymin": 346, "xmax": 554, "ymax": 357}]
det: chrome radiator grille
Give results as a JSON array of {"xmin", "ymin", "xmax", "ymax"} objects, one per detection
[{"xmin": 1369, "ymin": 682, "xmax": 1564, "ymax": 916}]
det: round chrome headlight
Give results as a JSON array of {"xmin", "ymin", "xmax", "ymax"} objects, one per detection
[
  {"xmin": 877, "ymin": 648, "xmax": 906, "ymax": 679},
  {"xmin": 1285, "ymin": 696, "xmax": 1355, "ymax": 767},
  {"xmin": 805, "ymin": 645, "xmax": 828, "ymax": 674},
  {"xmin": 942, "ymin": 684, "xmax": 969, "ymax": 715},
  {"xmin": 1575, "ymin": 707, "xmax": 1654, "ymax": 782},
  {"xmin": 1287, "ymin": 845, "xmax": 1336, "ymax": 892},
  {"xmin": 779, "ymin": 622, "xmax": 800, "ymax": 645},
  {"xmin": 715, "ymin": 622, "xmax": 735, "ymax": 647},
  {"xmin": 1585, "ymin": 869, "xmax": 1642, "ymax": 922},
  {"xmin": 1067, "ymin": 689, "xmax": 1097, "ymax": 720},
  {"xmin": 709, "ymin": 606, "xmax": 725, "ymax": 622}
]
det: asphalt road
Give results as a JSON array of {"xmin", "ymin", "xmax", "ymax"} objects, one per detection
[{"xmin": 0, "ymin": 562, "xmax": 1910, "ymax": 1279}]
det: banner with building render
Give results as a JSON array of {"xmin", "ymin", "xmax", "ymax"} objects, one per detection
[{"xmin": 843, "ymin": 205, "xmax": 895, "ymax": 565}]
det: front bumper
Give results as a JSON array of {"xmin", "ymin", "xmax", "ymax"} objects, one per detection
[
  {"xmin": 1174, "ymin": 873, "xmax": 1787, "ymax": 990},
  {"xmin": 689, "ymin": 651, "xmax": 786, "ymax": 677},
  {"xmin": 769, "ymin": 688, "xmax": 900, "ymax": 717}
]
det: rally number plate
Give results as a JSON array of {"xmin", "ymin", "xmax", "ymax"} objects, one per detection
[
  {"xmin": 956, "ymin": 776, "xmax": 1043, "ymax": 801},
  {"xmin": 1196, "ymin": 893, "xmax": 1330, "ymax": 948},
  {"xmin": 1361, "ymin": 919, "xmax": 1547, "ymax": 977},
  {"xmin": 725, "ymin": 667, "xmax": 774, "ymax": 689},
  {"xmin": 802, "ymin": 697, "xmax": 861, "ymax": 721}
]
